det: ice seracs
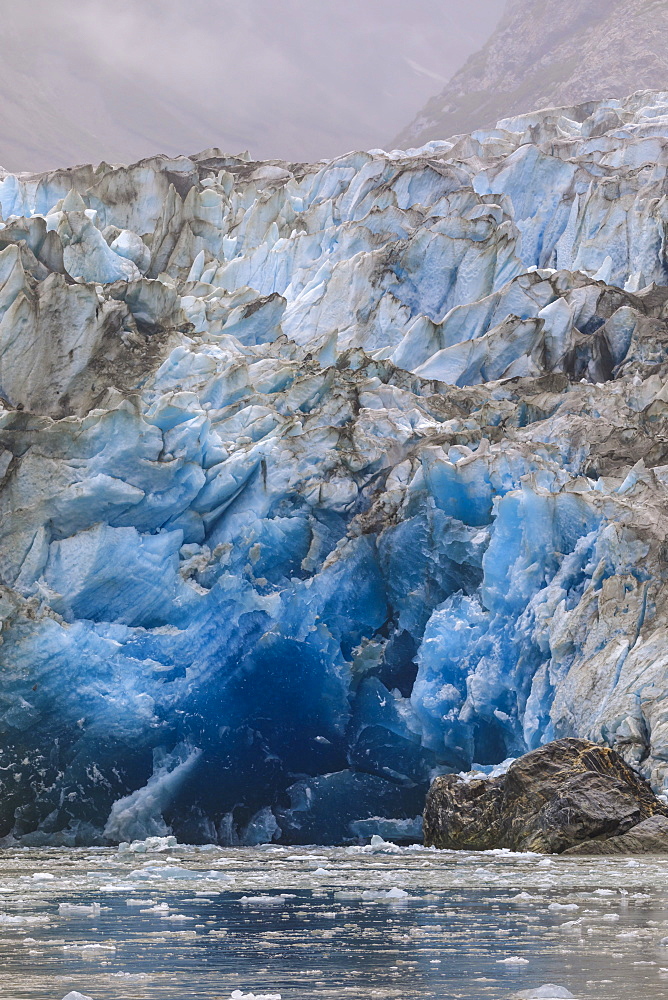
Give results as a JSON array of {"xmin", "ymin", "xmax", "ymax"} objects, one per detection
[{"xmin": 2, "ymin": 94, "xmax": 668, "ymax": 844}]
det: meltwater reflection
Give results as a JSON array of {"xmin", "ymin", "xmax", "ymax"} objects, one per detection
[{"xmin": 0, "ymin": 842, "xmax": 667, "ymax": 1000}]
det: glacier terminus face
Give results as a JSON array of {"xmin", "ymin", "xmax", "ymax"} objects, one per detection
[{"xmin": 2, "ymin": 91, "xmax": 668, "ymax": 846}]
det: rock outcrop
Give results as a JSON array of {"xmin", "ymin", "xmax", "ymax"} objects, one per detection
[
  {"xmin": 396, "ymin": 0, "xmax": 668, "ymax": 150},
  {"xmin": 424, "ymin": 739, "xmax": 668, "ymax": 854},
  {"xmin": 563, "ymin": 813, "xmax": 668, "ymax": 855}
]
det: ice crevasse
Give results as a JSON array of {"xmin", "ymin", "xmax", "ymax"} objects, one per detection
[{"xmin": 2, "ymin": 92, "xmax": 668, "ymax": 845}]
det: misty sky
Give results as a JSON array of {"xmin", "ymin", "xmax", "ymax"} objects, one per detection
[{"xmin": 2, "ymin": 0, "xmax": 505, "ymax": 171}]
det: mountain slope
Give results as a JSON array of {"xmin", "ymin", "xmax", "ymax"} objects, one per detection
[{"xmin": 395, "ymin": 0, "xmax": 668, "ymax": 149}]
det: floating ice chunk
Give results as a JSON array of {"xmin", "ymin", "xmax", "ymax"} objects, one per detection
[
  {"xmin": 62, "ymin": 993, "xmax": 94, "ymax": 1000},
  {"xmin": 0, "ymin": 913, "xmax": 50, "ymax": 924},
  {"xmin": 63, "ymin": 943, "xmax": 117, "ymax": 952},
  {"xmin": 384, "ymin": 887, "xmax": 410, "ymax": 899},
  {"xmin": 515, "ymin": 988, "xmax": 576, "ymax": 999},
  {"xmin": 230, "ymin": 992, "xmax": 281, "ymax": 1000},
  {"xmin": 118, "ymin": 836, "xmax": 179, "ymax": 854},
  {"xmin": 58, "ymin": 902, "xmax": 101, "ymax": 917},
  {"xmin": 285, "ymin": 855, "xmax": 328, "ymax": 861},
  {"xmin": 558, "ymin": 919, "xmax": 583, "ymax": 932},
  {"xmin": 359, "ymin": 834, "xmax": 404, "ymax": 853},
  {"xmin": 370, "ymin": 834, "xmax": 393, "ymax": 850},
  {"xmin": 239, "ymin": 895, "xmax": 286, "ymax": 906},
  {"xmin": 360, "ymin": 887, "xmax": 410, "ymax": 900},
  {"xmin": 498, "ymin": 955, "xmax": 530, "ymax": 963},
  {"xmin": 130, "ymin": 865, "xmax": 233, "ymax": 882}
]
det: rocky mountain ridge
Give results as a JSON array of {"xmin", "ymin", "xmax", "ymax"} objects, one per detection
[{"xmin": 396, "ymin": 0, "xmax": 668, "ymax": 150}]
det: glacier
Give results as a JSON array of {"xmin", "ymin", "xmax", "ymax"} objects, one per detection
[{"xmin": 2, "ymin": 92, "xmax": 668, "ymax": 845}]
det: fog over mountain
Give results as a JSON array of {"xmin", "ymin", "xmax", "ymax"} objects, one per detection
[
  {"xmin": 397, "ymin": 0, "xmax": 668, "ymax": 149},
  {"xmin": 0, "ymin": 0, "xmax": 504, "ymax": 172}
]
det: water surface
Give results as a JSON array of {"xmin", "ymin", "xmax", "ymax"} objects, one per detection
[{"xmin": 1, "ymin": 843, "xmax": 667, "ymax": 1000}]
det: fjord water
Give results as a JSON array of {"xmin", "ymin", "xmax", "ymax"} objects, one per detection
[{"xmin": 1, "ymin": 844, "xmax": 668, "ymax": 1000}]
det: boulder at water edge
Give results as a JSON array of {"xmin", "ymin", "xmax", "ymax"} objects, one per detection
[{"xmin": 424, "ymin": 738, "xmax": 668, "ymax": 854}]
